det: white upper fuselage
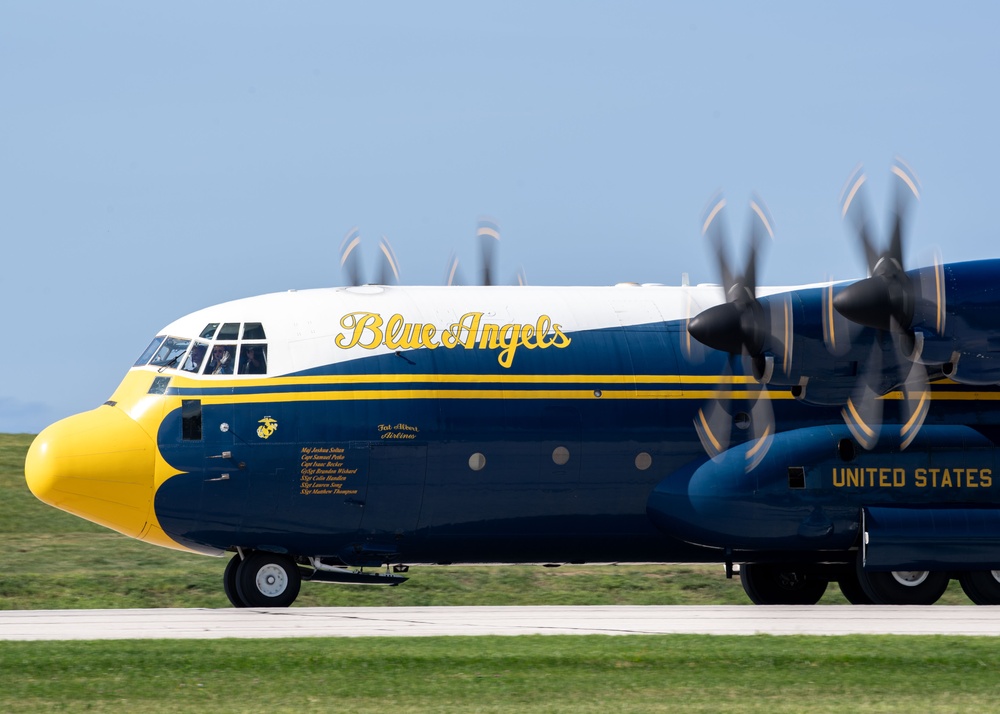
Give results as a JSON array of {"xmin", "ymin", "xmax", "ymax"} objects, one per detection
[{"xmin": 157, "ymin": 283, "xmax": 825, "ymax": 376}]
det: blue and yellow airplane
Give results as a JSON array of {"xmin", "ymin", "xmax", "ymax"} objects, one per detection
[{"xmin": 24, "ymin": 162, "xmax": 1000, "ymax": 607}]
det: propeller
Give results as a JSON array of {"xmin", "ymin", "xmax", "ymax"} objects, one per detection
[
  {"xmin": 687, "ymin": 194, "xmax": 783, "ymax": 470},
  {"xmin": 832, "ymin": 159, "xmax": 934, "ymax": 449},
  {"xmin": 339, "ymin": 227, "xmax": 401, "ymax": 286},
  {"xmin": 446, "ymin": 217, "xmax": 527, "ymax": 286}
]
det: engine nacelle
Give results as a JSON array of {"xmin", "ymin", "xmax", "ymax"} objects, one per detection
[{"xmin": 647, "ymin": 424, "xmax": 1000, "ymax": 556}]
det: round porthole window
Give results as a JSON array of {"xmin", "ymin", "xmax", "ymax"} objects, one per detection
[
  {"xmin": 552, "ymin": 446, "xmax": 570, "ymax": 465},
  {"xmin": 469, "ymin": 452, "xmax": 486, "ymax": 471},
  {"xmin": 635, "ymin": 452, "xmax": 652, "ymax": 471}
]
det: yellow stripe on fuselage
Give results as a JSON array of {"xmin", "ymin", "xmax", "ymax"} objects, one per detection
[
  {"xmin": 166, "ymin": 372, "xmax": 763, "ymax": 388},
  {"xmin": 147, "ymin": 369, "xmax": 1000, "ymax": 406}
]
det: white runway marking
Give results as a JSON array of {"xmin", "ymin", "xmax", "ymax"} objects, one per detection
[{"xmin": 2, "ymin": 605, "xmax": 1000, "ymax": 640}]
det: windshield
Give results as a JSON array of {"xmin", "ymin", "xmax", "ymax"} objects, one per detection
[
  {"xmin": 134, "ymin": 337, "xmax": 165, "ymax": 367},
  {"xmin": 148, "ymin": 337, "xmax": 192, "ymax": 368},
  {"xmin": 134, "ymin": 322, "xmax": 268, "ymax": 375}
]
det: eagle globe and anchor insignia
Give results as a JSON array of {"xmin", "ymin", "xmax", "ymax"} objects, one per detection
[{"xmin": 257, "ymin": 417, "xmax": 278, "ymax": 439}]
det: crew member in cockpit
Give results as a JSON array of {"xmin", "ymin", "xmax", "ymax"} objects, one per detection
[
  {"xmin": 240, "ymin": 345, "xmax": 267, "ymax": 374},
  {"xmin": 207, "ymin": 345, "xmax": 234, "ymax": 375},
  {"xmin": 183, "ymin": 344, "xmax": 206, "ymax": 373}
]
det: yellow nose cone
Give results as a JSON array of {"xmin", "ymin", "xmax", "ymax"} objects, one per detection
[{"xmin": 25, "ymin": 406, "xmax": 154, "ymax": 538}]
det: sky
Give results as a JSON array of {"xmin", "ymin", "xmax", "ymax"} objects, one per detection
[{"xmin": 2, "ymin": 2, "xmax": 998, "ymax": 433}]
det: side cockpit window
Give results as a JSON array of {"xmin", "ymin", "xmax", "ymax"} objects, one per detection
[
  {"xmin": 239, "ymin": 323, "xmax": 267, "ymax": 375},
  {"xmin": 206, "ymin": 344, "xmax": 236, "ymax": 375},
  {"xmin": 238, "ymin": 344, "xmax": 267, "ymax": 374},
  {"xmin": 181, "ymin": 341, "xmax": 209, "ymax": 373}
]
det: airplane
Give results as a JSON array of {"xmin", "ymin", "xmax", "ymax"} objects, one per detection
[{"xmin": 24, "ymin": 160, "xmax": 1000, "ymax": 608}]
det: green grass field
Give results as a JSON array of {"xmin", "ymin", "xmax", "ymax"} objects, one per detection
[{"xmin": 2, "ymin": 635, "xmax": 999, "ymax": 713}]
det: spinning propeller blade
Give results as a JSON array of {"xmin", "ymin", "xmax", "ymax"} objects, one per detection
[
  {"xmin": 687, "ymin": 194, "xmax": 780, "ymax": 470},
  {"xmin": 339, "ymin": 228, "xmax": 401, "ymax": 286},
  {"xmin": 833, "ymin": 158, "xmax": 936, "ymax": 449},
  {"xmin": 446, "ymin": 217, "xmax": 526, "ymax": 286}
]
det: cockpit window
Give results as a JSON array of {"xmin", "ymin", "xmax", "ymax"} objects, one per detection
[
  {"xmin": 148, "ymin": 337, "xmax": 191, "ymax": 368},
  {"xmin": 238, "ymin": 344, "xmax": 268, "ymax": 374},
  {"xmin": 199, "ymin": 323, "xmax": 219, "ymax": 340},
  {"xmin": 134, "ymin": 336, "xmax": 166, "ymax": 367},
  {"xmin": 242, "ymin": 322, "xmax": 266, "ymax": 340},
  {"xmin": 181, "ymin": 341, "xmax": 209, "ymax": 373},
  {"xmin": 217, "ymin": 323, "xmax": 241, "ymax": 340},
  {"xmin": 137, "ymin": 322, "xmax": 269, "ymax": 375},
  {"xmin": 206, "ymin": 344, "xmax": 236, "ymax": 375}
]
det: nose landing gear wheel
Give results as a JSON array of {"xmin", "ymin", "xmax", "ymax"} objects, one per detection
[
  {"xmin": 958, "ymin": 570, "xmax": 1000, "ymax": 605},
  {"xmin": 740, "ymin": 563, "xmax": 828, "ymax": 605},
  {"xmin": 855, "ymin": 552, "xmax": 948, "ymax": 605},
  {"xmin": 235, "ymin": 552, "xmax": 301, "ymax": 608}
]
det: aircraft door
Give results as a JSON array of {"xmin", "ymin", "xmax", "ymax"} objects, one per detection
[
  {"xmin": 359, "ymin": 443, "xmax": 427, "ymax": 536},
  {"xmin": 198, "ymin": 401, "xmax": 249, "ymax": 533}
]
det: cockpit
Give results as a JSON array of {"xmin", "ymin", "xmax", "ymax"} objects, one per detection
[{"xmin": 134, "ymin": 322, "xmax": 268, "ymax": 376}]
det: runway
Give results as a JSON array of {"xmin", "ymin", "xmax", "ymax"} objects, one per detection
[{"xmin": 3, "ymin": 605, "xmax": 1000, "ymax": 640}]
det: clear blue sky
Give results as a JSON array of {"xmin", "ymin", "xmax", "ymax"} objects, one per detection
[{"xmin": 2, "ymin": 2, "xmax": 998, "ymax": 433}]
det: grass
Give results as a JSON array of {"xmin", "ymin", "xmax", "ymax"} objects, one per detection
[
  {"xmin": 0, "ymin": 433, "xmax": 976, "ymax": 609},
  {"xmin": 1, "ymin": 635, "xmax": 999, "ymax": 713}
]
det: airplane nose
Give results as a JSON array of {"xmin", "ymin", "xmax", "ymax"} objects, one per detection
[{"xmin": 25, "ymin": 406, "xmax": 154, "ymax": 538}]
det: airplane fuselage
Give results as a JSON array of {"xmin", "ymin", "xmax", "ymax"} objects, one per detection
[{"xmin": 25, "ymin": 263, "xmax": 1000, "ymax": 606}]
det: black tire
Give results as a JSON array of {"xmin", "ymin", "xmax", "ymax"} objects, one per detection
[
  {"xmin": 958, "ymin": 570, "xmax": 1000, "ymax": 605},
  {"xmin": 223, "ymin": 553, "xmax": 248, "ymax": 608},
  {"xmin": 740, "ymin": 563, "xmax": 828, "ymax": 605},
  {"xmin": 235, "ymin": 552, "xmax": 301, "ymax": 608},
  {"xmin": 855, "ymin": 552, "xmax": 948, "ymax": 605},
  {"xmin": 836, "ymin": 568, "xmax": 875, "ymax": 605}
]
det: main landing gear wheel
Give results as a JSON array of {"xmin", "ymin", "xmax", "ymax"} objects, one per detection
[
  {"xmin": 235, "ymin": 552, "xmax": 302, "ymax": 608},
  {"xmin": 958, "ymin": 570, "xmax": 1000, "ymax": 605},
  {"xmin": 223, "ymin": 553, "xmax": 248, "ymax": 608},
  {"xmin": 740, "ymin": 563, "xmax": 828, "ymax": 605},
  {"xmin": 855, "ymin": 553, "xmax": 948, "ymax": 605},
  {"xmin": 836, "ymin": 567, "xmax": 875, "ymax": 605}
]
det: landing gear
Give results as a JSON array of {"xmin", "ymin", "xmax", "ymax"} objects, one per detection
[
  {"xmin": 836, "ymin": 567, "xmax": 875, "ymax": 605},
  {"xmin": 855, "ymin": 553, "xmax": 948, "ymax": 605},
  {"xmin": 958, "ymin": 570, "xmax": 1000, "ymax": 605},
  {"xmin": 223, "ymin": 553, "xmax": 248, "ymax": 608},
  {"xmin": 740, "ymin": 563, "xmax": 828, "ymax": 605},
  {"xmin": 230, "ymin": 552, "xmax": 302, "ymax": 608}
]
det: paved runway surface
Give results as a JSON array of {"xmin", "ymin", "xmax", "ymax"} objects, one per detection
[{"xmin": 3, "ymin": 606, "xmax": 1000, "ymax": 640}]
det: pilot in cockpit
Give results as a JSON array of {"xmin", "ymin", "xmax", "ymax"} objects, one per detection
[{"xmin": 183, "ymin": 344, "xmax": 207, "ymax": 373}]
